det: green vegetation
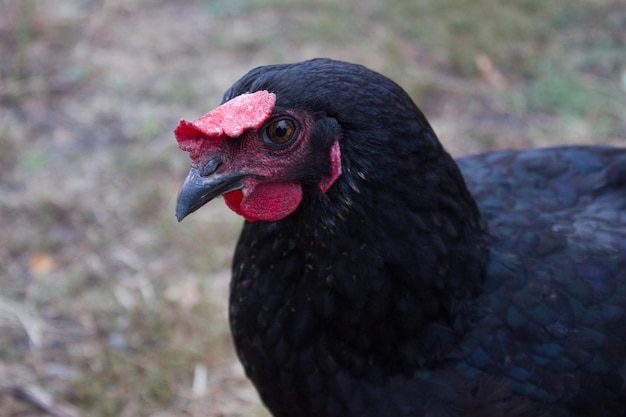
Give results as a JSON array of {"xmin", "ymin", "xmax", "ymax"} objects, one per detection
[{"xmin": 0, "ymin": 0, "xmax": 623, "ymax": 415}]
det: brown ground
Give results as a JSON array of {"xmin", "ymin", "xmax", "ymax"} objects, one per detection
[{"xmin": 1, "ymin": 0, "xmax": 624, "ymax": 416}]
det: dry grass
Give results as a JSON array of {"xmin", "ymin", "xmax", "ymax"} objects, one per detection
[{"xmin": 0, "ymin": 0, "xmax": 624, "ymax": 416}]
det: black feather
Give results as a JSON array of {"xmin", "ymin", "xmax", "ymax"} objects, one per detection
[{"xmin": 191, "ymin": 59, "xmax": 626, "ymax": 417}]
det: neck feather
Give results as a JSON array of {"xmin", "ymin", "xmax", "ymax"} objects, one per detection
[{"xmin": 231, "ymin": 144, "xmax": 487, "ymax": 377}]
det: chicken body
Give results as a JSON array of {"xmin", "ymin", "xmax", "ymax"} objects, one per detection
[{"xmin": 175, "ymin": 59, "xmax": 626, "ymax": 417}]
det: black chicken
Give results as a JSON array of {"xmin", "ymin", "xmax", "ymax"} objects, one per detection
[{"xmin": 174, "ymin": 58, "xmax": 626, "ymax": 417}]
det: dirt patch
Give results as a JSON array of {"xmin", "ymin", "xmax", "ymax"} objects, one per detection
[{"xmin": 1, "ymin": 0, "xmax": 624, "ymax": 416}]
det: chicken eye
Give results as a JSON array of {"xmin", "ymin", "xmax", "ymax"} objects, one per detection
[{"xmin": 264, "ymin": 119, "xmax": 296, "ymax": 145}]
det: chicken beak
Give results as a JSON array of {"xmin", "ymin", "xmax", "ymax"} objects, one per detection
[{"xmin": 176, "ymin": 167, "xmax": 245, "ymax": 222}]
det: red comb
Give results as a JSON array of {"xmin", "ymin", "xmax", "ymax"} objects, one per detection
[{"xmin": 175, "ymin": 91, "xmax": 276, "ymax": 161}]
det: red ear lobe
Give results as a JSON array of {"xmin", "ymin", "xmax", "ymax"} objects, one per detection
[{"xmin": 318, "ymin": 140, "xmax": 342, "ymax": 193}]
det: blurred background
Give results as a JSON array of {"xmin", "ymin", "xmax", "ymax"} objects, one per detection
[{"xmin": 1, "ymin": 0, "xmax": 624, "ymax": 416}]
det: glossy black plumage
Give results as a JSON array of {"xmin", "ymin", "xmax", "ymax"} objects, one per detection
[{"xmin": 179, "ymin": 59, "xmax": 626, "ymax": 417}]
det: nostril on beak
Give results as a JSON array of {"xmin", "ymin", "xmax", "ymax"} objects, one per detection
[{"xmin": 200, "ymin": 158, "xmax": 222, "ymax": 177}]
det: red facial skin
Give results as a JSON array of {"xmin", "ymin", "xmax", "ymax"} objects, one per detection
[{"xmin": 175, "ymin": 91, "xmax": 342, "ymax": 222}]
